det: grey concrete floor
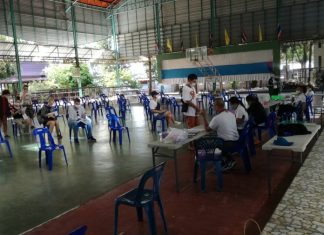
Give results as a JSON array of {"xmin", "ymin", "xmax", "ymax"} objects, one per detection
[{"xmin": 0, "ymin": 104, "xmax": 165, "ymax": 235}]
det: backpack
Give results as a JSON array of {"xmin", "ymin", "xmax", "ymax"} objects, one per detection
[{"xmin": 277, "ymin": 123, "xmax": 311, "ymax": 136}]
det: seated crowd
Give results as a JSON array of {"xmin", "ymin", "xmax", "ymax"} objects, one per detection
[
  {"xmin": 0, "ymin": 87, "xmax": 96, "ymax": 144},
  {"xmin": 0, "ymin": 77, "xmax": 315, "ymax": 170}
]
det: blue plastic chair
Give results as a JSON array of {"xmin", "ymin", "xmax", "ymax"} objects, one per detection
[
  {"xmin": 208, "ymin": 95, "xmax": 215, "ymax": 115},
  {"xmin": 69, "ymin": 122, "xmax": 89, "ymax": 140},
  {"xmin": 32, "ymin": 128, "xmax": 68, "ymax": 170},
  {"xmin": 107, "ymin": 114, "xmax": 130, "ymax": 145},
  {"xmin": 105, "ymin": 106, "xmax": 125, "ymax": 125},
  {"xmin": 148, "ymin": 107, "xmax": 166, "ymax": 132},
  {"xmin": 90, "ymin": 100, "xmax": 102, "ymax": 122},
  {"xmin": 257, "ymin": 112, "xmax": 277, "ymax": 141},
  {"xmin": 305, "ymin": 95, "xmax": 313, "ymax": 122},
  {"xmin": 169, "ymin": 97, "xmax": 182, "ymax": 114},
  {"xmin": 193, "ymin": 135, "xmax": 224, "ymax": 192},
  {"xmin": 228, "ymin": 121, "xmax": 254, "ymax": 173},
  {"xmin": 0, "ymin": 129, "xmax": 13, "ymax": 158},
  {"xmin": 69, "ymin": 225, "xmax": 87, "ymax": 235},
  {"xmin": 114, "ymin": 162, "xmax": 168, "ymax": 235}
]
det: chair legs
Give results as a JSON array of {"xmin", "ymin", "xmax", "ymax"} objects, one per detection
[
  {"xmin": 114, "ymin": 201, "xmax": 166, "ymax": 235},
  {"xmin": 113, "ymin": 202, "xmax": 120, "ymax": 235},
  {"xmin": 156, "ymin": 196, "xmax": 168, "ymax": 233},
  {"xmin": 194, "ymin": 160, "xmax": 223, "ymax": 192},
  {"xmin": 144, "ymin": 202, "xmax": 157, "ymax": 235},
  {"xmin": 62, "ymin": 147, "xmax": 68, "ymax": 166},
  {"xmin": 3, "ymin": 140, "xmax": 13, "ymax": 158},
  {"xmin": 136, "ymin": 207, "xmax": 143, "ymax": 221}
]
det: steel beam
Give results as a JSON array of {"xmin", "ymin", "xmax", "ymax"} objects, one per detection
[{"xmin": 9, "ymin": 0, "xmax": 22, "ymax": 91}]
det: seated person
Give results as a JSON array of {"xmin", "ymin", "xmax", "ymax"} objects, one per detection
[
  {"xmin": 11, "ymin": 96, "xmax": 33, "ymax": 134},
  {"xmin": 38, "ymin": 97, "xmax": 62, "ymax": 139},
  {"xmin": 277, "ymin": 85, "xmax": 306, "ymax": 121},
  {"xmin": 229, "ymin": 96, "xmax": 249, "ymax": 131},
  {"xmin": 246, "ymin": 95, "xmax": 267, "ymax": 125},
  {"xmin": 149, "ymin": 91, "xmax": 180, "ymax": 127},
  {"xmin": 201, "ymin": 98, "xmax": 239, "ymax": 171},
  {"xmin": 67, "ymin": 97, "xmax": 96, "ymax": 143}
]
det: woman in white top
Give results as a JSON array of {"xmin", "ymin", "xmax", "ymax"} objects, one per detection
[
  {"xmin": 20, "ymin": 84, "xmax": 34, "ymax": 119},
  {"xmin": 149, "ymin": 91, "xmax": 179, "ymax": 127},
  {"xmin": 229, "ymin": 96, "xmax": 249, "ymax": 130}
]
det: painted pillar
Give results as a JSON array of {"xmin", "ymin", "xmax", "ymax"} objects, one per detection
[
  {"xmin": 70, "ymin": 2, "xmax": 82, "ymax": 97},
  {"xmin": 154, "ymin": 3, "xmax": 161, "ymax": 54},
  {"xmin": 9, "ymin": 0, "xmax": 22, "ymax": 92},
  {"xmin": 111, "ymin": 14, "xmax": 120, "ymax": 87}
]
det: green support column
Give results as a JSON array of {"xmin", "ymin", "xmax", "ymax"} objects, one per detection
[
  {"xmin": 70, "ymin": 2, "xmax": 82, "ymax": 97},
  {"xmin": 276, "ymin": 0, "xmax": 281, "ymax": 27},
  {"xmin": 210, "ymin": 0, "xmax": 216, "ymax": 46},
  {"xmin": 111, "ymin": 14, "xmax": 120, "ymax": 87},
  {"xmin": 9, "ymin": 0, "xmax": 22, "ymax": 92},
  {"xmin": 2, "ymin": 0, "xmax": 9, "ymax": 35},
  {"xmin": 154, "ymin": 3, "xmax": 161, "ymax": 54}
]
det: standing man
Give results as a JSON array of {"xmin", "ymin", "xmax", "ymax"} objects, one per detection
[{"xmin": 182, "ymin": 73, "xmax": 201, "ymax": 128}]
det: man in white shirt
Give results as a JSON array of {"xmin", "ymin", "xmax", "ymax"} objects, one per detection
[
  {"xmin": 67, "ymin": 98, "xmax": 96, "ymax": 144},
  {"xmin": 202, "ymin": 98, "xmax": 239, "ymax": 171},
  {"xmin": 182, "ymin": 73, "xmax": 201, "ymax": 128}
]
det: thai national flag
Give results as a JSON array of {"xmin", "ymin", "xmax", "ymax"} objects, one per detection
[
  {"xmin": 241, "ymin": 31, "xmax": 247, "ymax": 43},
  {"xmin": 277, "ymin": 24, "xmax": 282, "ymax": 40}
]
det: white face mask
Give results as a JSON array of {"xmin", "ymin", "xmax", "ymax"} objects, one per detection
[{"xmin": 75, "ymin": 104, "xmax": 80, "ymax": 109}]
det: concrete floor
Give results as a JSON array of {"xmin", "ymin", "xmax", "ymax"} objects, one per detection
[{"xmin": 0, "ymin": 104, "xmax": 164, "ymax": 235}]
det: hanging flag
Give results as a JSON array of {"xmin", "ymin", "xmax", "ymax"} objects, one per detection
[
  {"xmin": 224, "ymin": 28, "xmax": 230, "ymax": 46},
  {"xmin": 258, "ymin": 24, "xmax": 263, "ymax": 42},
  {"xmin": 241, "ymin": 31, "xmax": 247, "ymax": 43},
  {"xmin": 180, "ymin": 40, "xmax": 184, "ymax": 51},
  {"xmin": 208, "ymin": 33, "xmax": 214, "ymax": 48},
  {"xmin": 195, "ymin": 34, "xmax": 199, "ymax": 48},
  {"xmin": 166, "ymin": 38, "xmax": 173, "ymax": 53},
  {"xmin": 277, "ymin": 24, "xmax": 282, "ymax": 40}
]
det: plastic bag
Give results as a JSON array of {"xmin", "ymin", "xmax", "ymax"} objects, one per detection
[{"xmin": 163, "ymin": 128, "xmax": 188, "ymax": 144}]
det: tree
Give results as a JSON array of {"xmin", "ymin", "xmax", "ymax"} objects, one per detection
[
  {"xmin": 281, "ymin": 42, "xmax": 313, "ymax": 82},
  {"xmin": 0, "ymin": 60, "xmax": 16, "ymax": 79},
  {"xmin": 29, "ymin": 63, "xmax": 94, "ymax": 91}
]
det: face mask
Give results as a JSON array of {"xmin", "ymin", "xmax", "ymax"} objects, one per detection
[{"xmin": 75, "ymin": 104, "xmax": 80, "ymax": 109}]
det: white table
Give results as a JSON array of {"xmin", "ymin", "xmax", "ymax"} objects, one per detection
[
  {"xmin": 262, "ymin": 123, "xmax": 321, "ymax": 195},
  {"xmin": 148, "ymin": 126, "xmax": 207, "ymax": 192}
]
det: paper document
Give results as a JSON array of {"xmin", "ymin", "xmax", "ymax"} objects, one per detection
[{"xmin": 22, "ymin": 113, "xmax": 29, "ymax": 120}]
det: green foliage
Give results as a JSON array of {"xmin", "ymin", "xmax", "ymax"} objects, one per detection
[
  {"xmin": 231, "ymin": 81, "xmax": 237, "ymax": 90},
  {"xmin": 0, "ymin": 60, "xmax": 16, "ymax": 79},
  {"xmin": 98, "ymin": 66, "xmax": 140, "ymax": 88},
  {"xmin": 281, "ymin": 42, "xmax": 312, "ymax": 67},
  {"xmin": 29, "ymin": 63, "xmax": 93, "ymax": 92}
]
